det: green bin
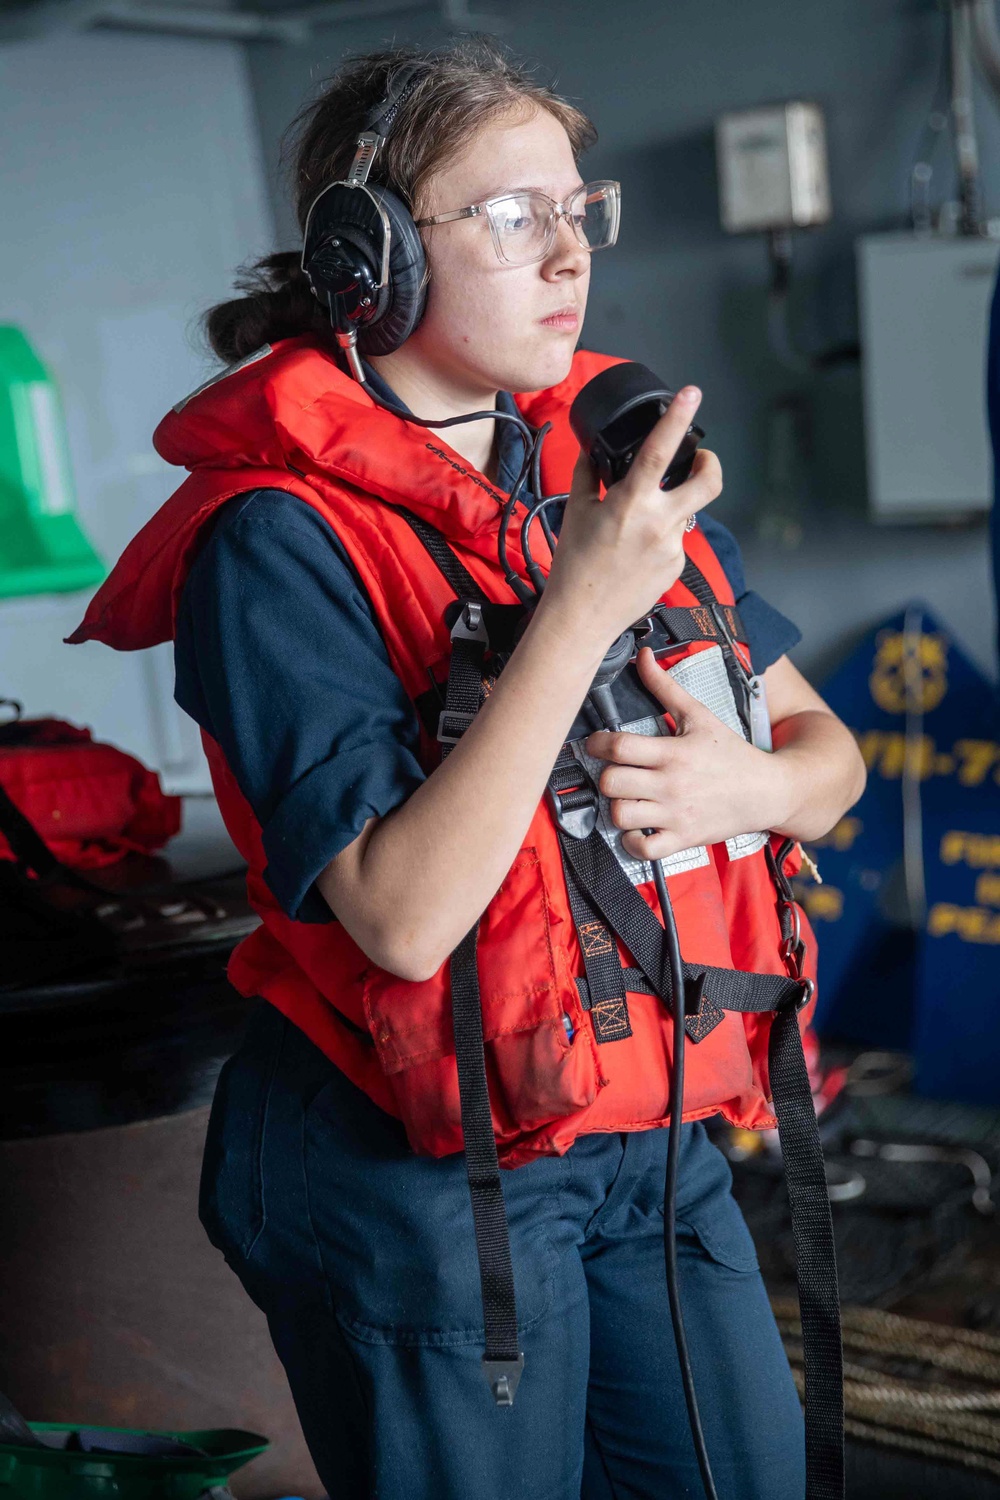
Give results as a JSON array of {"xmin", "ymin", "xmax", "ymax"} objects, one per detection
[
  {"xmin": 0, "ymin": 326, "xmax": 105, "ymax": 598},
  {"xmin": 0, "ymin": 1423, "xmax": 268, "ymax": 1499}
]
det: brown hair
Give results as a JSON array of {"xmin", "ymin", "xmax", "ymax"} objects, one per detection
[{"xmin": 203, "ymin": 36, "xmax": 597, "ymax": 363}]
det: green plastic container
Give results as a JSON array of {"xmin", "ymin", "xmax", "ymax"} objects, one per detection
[
  {"xmin": 0, "ymin": 326, "xmax": 105, "ymax": 598},
  {"xmin": 0, "ymin": 1424, "xmax": 268, "ymax": 1498}
]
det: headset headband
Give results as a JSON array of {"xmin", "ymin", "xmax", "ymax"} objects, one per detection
[
  {"xmin": 346, "ymin": 62, "xmax": 428, "ymax": 187},
  {"xmin": 299, "ymin": 58, "xmax": 435, "ymax": 376}
]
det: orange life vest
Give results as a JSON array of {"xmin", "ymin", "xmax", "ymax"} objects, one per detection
[{"xmin": 68, "ymin": 335, "xmax": 818, "ymax": 1169}]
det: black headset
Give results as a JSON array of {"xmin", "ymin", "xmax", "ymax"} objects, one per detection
[
  {"xmin": 299, "ymin": 61, "xmax": 556, "ymax": 605},
  {"xmin": 300, "ymin": 62, "xmax": 432, "ymax": 373}
]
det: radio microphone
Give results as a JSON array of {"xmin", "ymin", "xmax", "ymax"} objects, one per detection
[{"xmin": 568, "ymin": 361, "xmax": 704, "ymax": 491}]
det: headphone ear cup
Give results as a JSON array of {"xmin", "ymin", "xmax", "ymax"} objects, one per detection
[{"xmin": 356, "ymin": 184, "xmax": 427, "ymax": 357}]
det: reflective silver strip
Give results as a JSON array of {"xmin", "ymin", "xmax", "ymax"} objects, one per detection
[
  {"xmin": 172, "ymin": 343, "xmax": 273, "ymax": 414},
  {"xmin": 568, "ymin": 644, "xmax": 766, "ymax": 888},
  {"xmin": 669, "ymin": 646, "xmax": 768, "ymax": 862},
  {"xmin": 571, "ymin": 714, "xmax": 710, "ymax": 888}
]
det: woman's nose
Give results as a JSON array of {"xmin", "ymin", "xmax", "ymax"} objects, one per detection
[{"xmin": 544, "ymin": 212, "xmax": 589, "ymax": 275}]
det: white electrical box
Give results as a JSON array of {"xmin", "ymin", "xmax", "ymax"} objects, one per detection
[
  {"xmin": 715, "ymin": 102, "xmax": 831, "ymax": 234},
  {"xmin": 857, "ymin": 232, "xmax": 1000, "ymax": 522}
]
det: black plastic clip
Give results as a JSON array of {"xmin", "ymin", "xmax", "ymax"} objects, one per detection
[
  {"xmin": 683, "ymin": 971, "xmax": 725, "ymax": 1042},
  {"xmin": 450, "ymin": 600, "xmax": 489, "ymax": 645},
  {"xmin": 482, "ymin": 1352, "xmax": 524, "ymax": 1407},
  {"xmin": 548, "ymin": 755, "xmax": 598, "ymax": 840}
]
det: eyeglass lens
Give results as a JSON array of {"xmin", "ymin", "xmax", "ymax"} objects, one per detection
[{"xmin": 489, "ymin": 183, "xmax": 619, "ymax": 265}]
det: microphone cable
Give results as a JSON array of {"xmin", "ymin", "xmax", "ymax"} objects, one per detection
[
  {"xmin": 349, "ymin": 368, "xmax": 548, "ymax": 608},
  {"xmin": 522, "ymin": 485, "xmax": 721, "ymax": 1499},
  {"xmin": 350, "ymin": 365, "xmax": 720, "ymax": 1499},
  {"xmin": 653, "ymin": 856, "xmax": 720, "ymax": 1500}
]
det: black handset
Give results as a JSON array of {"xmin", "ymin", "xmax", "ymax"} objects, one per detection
[{"xmin": 568, "ymin": 361, "xmax": 704, "ymax": 490}]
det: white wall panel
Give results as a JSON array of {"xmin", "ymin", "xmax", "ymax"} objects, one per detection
[{"xmin": 0, "ymin": 30, "xmax": 274, "ymax": 790}]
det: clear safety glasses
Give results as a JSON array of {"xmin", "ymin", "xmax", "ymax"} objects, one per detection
[{"xmin": 415, "ymin": 180, "xmax": 621, "ymax": 267}]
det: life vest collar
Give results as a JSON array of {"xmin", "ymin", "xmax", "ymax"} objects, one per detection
[
  {"xmin": 67, "ymin": 337, "xmax": 626, "ymax": 653},
  {"xmin": 152, "ymin": 335, "xmax": 619, "ymax": 548}
]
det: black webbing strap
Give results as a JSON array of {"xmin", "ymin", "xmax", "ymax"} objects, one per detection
[
  {"xmin": 561, "ymin": 855, "xmax": 633, "ymax": 1043},
  {"xmin": 680, "ymin": 557, "xmax": 721, "ymax": 609},
  {"xmin": 548, "ymin": 747, "xmax": 634, "ymax": 1042},
  {"xmin": 449, "ymin": 925, "xmax": 524, "ymax": 1407},
  {"xmin": 391, "ymin": 508, "xmax": 491, "ymax": 757},
  {"xmin": 0, "ymin": 779, "xmax": 133, "ymax": 905},
  {"xmin": 679, "ymin": 558, "xmax": 754, "ymax": 738},
  {"xmin": 394, "ymin": 509, "xmax": 523, "ymax": 1403},
  {"xmin": 656, "ymin": 602, "xmax": 746, "ymax": 647},
  {"xmin": 437, "ymin": 621, "xmax": 488, "ymax": 757},
  {"xmin": 560, "ymin": 818, "xmax": 844, "ymax": 1498},
  {"xmin": 576, "ymin": 965, "xmax": 655, "ymax": 1007},
  {"xmin": 558, "ymin": 825, "xmax": 800, "ymax": 1026},
  {"xmin": 767, "ymin": 840, "xmax": 844, "ymax": 1498},
  {"xmin": 0, "ymin": 780, "xmax": 71, "ymax": 886},
  {"xmin": 394, "ymin": 507, "xmax": 488, "ymax": 604},
  {"xmin": 769, "ymin": 1006, "xmax": 844, "ymax": 1498}
]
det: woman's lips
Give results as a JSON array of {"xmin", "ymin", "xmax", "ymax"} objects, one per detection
[{"xmin": 539, "ymin": 310, "xmax": 579, "ymax": 330}]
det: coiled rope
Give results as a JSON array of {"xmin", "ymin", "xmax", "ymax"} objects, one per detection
[{"xmin": 772, "ymin": 1299, "xmax": 1000, "ymax": 1479}]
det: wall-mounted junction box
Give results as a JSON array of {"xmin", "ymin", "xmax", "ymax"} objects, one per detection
[
  {"xmin": 857, "ymin": 232, "xmax": 1000, "ymax": 522},
  {"xmin": 715, "ymin": 101, "xmax": 831, "ymax": 234}
]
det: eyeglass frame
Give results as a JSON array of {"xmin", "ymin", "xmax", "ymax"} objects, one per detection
[{"xmin": 414, "ymin": 179, "xmax": 621, "ymax": 266}]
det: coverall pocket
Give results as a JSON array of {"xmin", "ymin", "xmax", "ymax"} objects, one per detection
[
  {"xmin": 659, "ymin": 1124, "xmax": 761, "ymax": 1274},
  {"xmin": 362, "ymin": 846, "xmax": 598, "ymax": 1153},
  {"xmin": 679, "ymin": 1201, "xmax": 761, "ymax": 1274},
  {"xmin": 198, "ymin": 1005, "xmax": 284, "ymax": 1265},
  {"xmin": 303, "ymin": 1063, "xmax": 571, "ymax": 1342}
]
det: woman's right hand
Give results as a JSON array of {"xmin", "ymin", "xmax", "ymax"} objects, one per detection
[{"xmin": 539, "ymin": 385, "xmax": 723, "ymax": 649}]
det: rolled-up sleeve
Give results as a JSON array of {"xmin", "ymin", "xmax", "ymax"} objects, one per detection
[
  {"xmin": 697, "ymin": 513, "xmax": 802, "ymax": 671},
  {"xmin": 174, "ymin": 490, "xmax": 426, "ymax": 923}
]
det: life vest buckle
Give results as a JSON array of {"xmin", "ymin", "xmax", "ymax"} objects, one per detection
[
  {"xmin": 482, "ymin": 1352, "xmax": 525, "ymax": 1407},
  {"xmin": 437, "ymin": 709, "xmax": 476, "ymax": 745}
]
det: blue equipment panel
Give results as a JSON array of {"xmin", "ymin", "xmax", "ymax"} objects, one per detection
[{"xmin": 797, "ymin": 605, "xmax": 1000, "ymax": 1106}]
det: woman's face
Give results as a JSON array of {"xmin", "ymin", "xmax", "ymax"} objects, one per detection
[{"xmin": 408, "ymin": 104, "xmax": 592, "ymax": 397}]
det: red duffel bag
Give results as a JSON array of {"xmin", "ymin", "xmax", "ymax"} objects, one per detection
[{"xmin": 0, "ymin": 699, "xmax": 181, "ymax": 872}]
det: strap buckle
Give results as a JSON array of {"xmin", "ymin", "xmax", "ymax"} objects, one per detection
[
  {"xmin": 776, "ymin": 975, "xmax": 816, "ymax": 1013},
  {"xmin": 450, "ymin": 600, "xmax": 489, "ymax": 645},
  {"xmin": 437, "ymin": 709, "xmax": 476, "ymax": 746},
  {"xmin": 482, "ymin": 1352, "xmax": 524, "ymax": 1407},
  {"xmin": 548, "ymin": 754, "xmax": 598, "ymax": 840}
]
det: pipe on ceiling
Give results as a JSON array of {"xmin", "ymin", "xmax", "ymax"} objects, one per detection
[{"xmin": 0, "ymin": 0, "xmax": 437, "ymax": 44}]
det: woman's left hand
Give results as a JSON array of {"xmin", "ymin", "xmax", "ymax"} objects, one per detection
[{"xmin": 584, "ymin": 646, "xmax": 784, "ymax": 861}]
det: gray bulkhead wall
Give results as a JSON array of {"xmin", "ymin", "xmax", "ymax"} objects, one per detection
[{"xmin": 247, "ymin": 0, "xmax": 1000, "ymax": 682}]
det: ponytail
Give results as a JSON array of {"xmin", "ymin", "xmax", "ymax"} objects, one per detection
[{"xmin": 203, "ymin": 250, "xmax": 328, "ymax": 364}]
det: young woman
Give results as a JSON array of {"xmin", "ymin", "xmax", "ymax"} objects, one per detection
[{"xmin": 71, "ymin": 37, "xmax": 865, "ymax": 1500}]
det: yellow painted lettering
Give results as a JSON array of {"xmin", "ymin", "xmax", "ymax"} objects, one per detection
[
  {"xmin": 928, "ymin": 902, "xmax": 1000, "ymax": 942},
  {"xmin": 940, "ymin": 831, "xmax": 966, "ymax": 865},
  {"xmin": 953, "ymin": 740, "xmax": 1000, "ymax": 788},
  {"xmin": 927, "ymin": 903, "xmax": 960, "ymax": 937},
  {"xmin": 974, "ymin": 871, "xmax": 1000, "ymax": 907}
]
